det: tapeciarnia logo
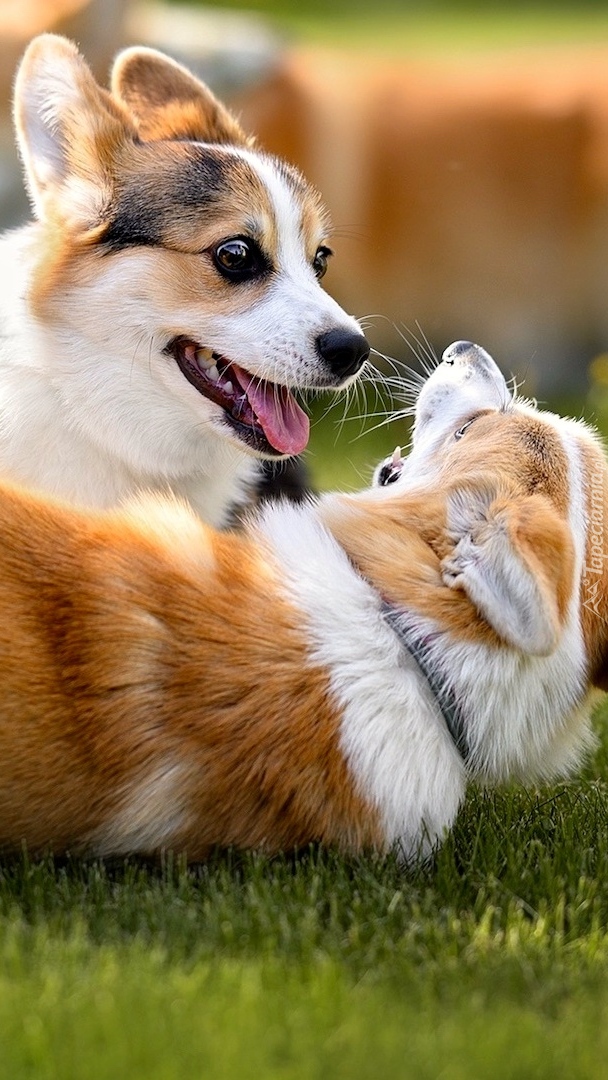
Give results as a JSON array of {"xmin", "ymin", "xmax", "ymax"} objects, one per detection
[{"xmin": 583, "ymin": 464, "xmax": 606, "ymax": 618}]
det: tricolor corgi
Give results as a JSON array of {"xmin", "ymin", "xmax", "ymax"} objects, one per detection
[
  {"xmin": 0, "ymin": 341, "xmax": 604, "ymax": 860},
  {"xmin": 0, "ymin": 34, "xmax": 368, "ymax": 526}
]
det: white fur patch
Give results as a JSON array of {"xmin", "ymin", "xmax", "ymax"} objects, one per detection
[{"xmin": 257, "ymin": 503, "xmax": 466, "ymax": 858}]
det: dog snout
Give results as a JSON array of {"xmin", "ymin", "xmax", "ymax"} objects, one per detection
[
  {"xmin": 438, "ymin": 341, "xmax": 511, "ymax": 409},
  {"xmin": 317, "ymin": 328, "xmax": 370, "ymax": 380},
  {"xmin": 442, "ymin": 340, "xmax": 495, "ymax": 372}
]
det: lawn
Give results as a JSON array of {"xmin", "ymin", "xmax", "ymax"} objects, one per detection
[{"xmin": 267, "ymin": 5, "xmax": 608, "ymax": 55}]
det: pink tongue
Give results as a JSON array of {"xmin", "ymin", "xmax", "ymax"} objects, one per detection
[{"xmin": 231, "ymin": 364, "xmax": 310, "ymax": 455}]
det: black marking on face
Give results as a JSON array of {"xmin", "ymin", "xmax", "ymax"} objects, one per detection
[
  {"xmin": 102, "ymin": 191, "xmax": 162, "ymax": 249},
  {"xmin": 100, "ymin": 145, "xmax": 263, "ymax": 252},
  {"xmin": 169, "ymin": 150, "xmax": 238, "ymax": 210}
]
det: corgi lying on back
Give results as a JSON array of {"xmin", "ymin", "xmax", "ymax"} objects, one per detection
[
  {"xmin": 0, "ymin": 34, "xmax": 368, "ymax": 526},
  {"xmin": 0, "ymin": 341, "xmax": 604, "ymax": 860}
]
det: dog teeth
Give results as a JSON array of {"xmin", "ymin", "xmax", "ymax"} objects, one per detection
[
  {"xmin": 392, "ymin": 446, "xmax": 402, "ymax": 465},
  {"xmin": 193, "ymin": 347, "xmax": 230, "ymax": 389},
  {"xmin": 195, "ymin": 347, "xmax": 214, "ymax": 369}
]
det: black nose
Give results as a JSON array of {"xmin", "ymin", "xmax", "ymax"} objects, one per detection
[{"xmin": 317, "ymin": 328, "xmax": 370, "ymax": 380}]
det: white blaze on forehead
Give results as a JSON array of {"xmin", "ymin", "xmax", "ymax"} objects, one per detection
[
  {"xmin": 237, "ymin": 147, "xmax": 322, "ymax": 271},
  {"xmin": 390, "ymin": 346, "xmax": 513, "ymax": 490},
  {"xmin": 198, "ymin": 144, "xmax": 363, "ymax": 391}
]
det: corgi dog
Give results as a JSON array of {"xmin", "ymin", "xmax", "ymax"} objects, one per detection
[
  {"xmin": 0, "ymin": 35, "xmax": 368, "ymax": 526},
  {"xmin": 0, "ymin": 340, "xmax": 604, "ymax": 861}
]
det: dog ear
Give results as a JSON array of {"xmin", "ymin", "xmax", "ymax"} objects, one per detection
[
  {"xmin": 111, "ymin": 47, "xmax": 251, "ymax": 146},
  {"xmin": 441, "ymin": 487, "xmax": 574, "ymax": 656},
  {"xmin": 13, "ymin": 34, "xmax": 136, "ymax": 228}
]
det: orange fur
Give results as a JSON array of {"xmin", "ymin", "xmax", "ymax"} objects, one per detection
[
  {"xmin": 111, "ymin": 47, "xmax": 252, "ymax": 147},
  {"xmin": 0, "ymin": 486, "xmax": 383, "ymax": 858}
]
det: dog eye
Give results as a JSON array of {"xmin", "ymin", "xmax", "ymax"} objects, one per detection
[
  {"xmin": 455, "ymin": 417, "xmax": 477, "ymax": 440},
  {"xmin": 213, "ymin": 238, "xmax": 268, "ymax": 282},
  {"xmin": 313, "ymin": 246, "xmax": 332, "ymax": 280}
]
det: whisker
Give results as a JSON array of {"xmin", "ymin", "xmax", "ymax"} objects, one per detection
[
  {"xmin": 389, "ymin": 323, "xmax": 439, "ymax": 377},
  {"xmin": 349, "ymin": 413, "xmax": 414, "ymax": 441}
]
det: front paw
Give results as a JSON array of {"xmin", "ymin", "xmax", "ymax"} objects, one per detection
[
  {"xmin": 441, "ymin": 533, "xmax": 479, "ymax": 588},
  {"xmin": 444, "ymin": 484, "xmax": 497, "ymax": 547}
]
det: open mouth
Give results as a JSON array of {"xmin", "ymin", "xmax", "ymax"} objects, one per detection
[{"xmin": 167, "ymin": 337, "xmax": 310, "ymax": 457}]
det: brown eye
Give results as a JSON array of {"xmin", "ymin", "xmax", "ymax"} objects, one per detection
[
  {"xmin": 213, "ymin": 238, "xmax": 268, "ymax": 282},
  {"xmin": 313, "ymin": 245, "xmax": 332, "ymax": 280}
]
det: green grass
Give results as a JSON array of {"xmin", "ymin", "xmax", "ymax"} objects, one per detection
[{"xmin": 304, "ymin": 378, "xmax": 409, "ymax": 491}]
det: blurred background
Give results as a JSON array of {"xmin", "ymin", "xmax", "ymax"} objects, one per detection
[{"xmin": 2, "ymin": 0, "xmax": 608, "ymax": 488}]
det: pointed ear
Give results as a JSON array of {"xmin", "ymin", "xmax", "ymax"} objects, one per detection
[
  {"xmin": 441, "ymin": 488, "xmax": 575, "ymax": 656},
  {"xmin": 14, "ymin": 34, "xmax": 136, "ymax": 229},
  {"xmin": 111, "ymin": 46, "xmax": 250, "ymax": 146}
]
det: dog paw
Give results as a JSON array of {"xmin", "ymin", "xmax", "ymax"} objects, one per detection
[
  {"xmin": 444, "ymin": 484, "xmax": 497, "ymax": 546},
  {"xmin": 441, "ymin": 533, "xmax": 480, "ymax": 588},
  {"xmin": 440, "ymin": 491, "xmax": 569, "ymax": 655}
]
